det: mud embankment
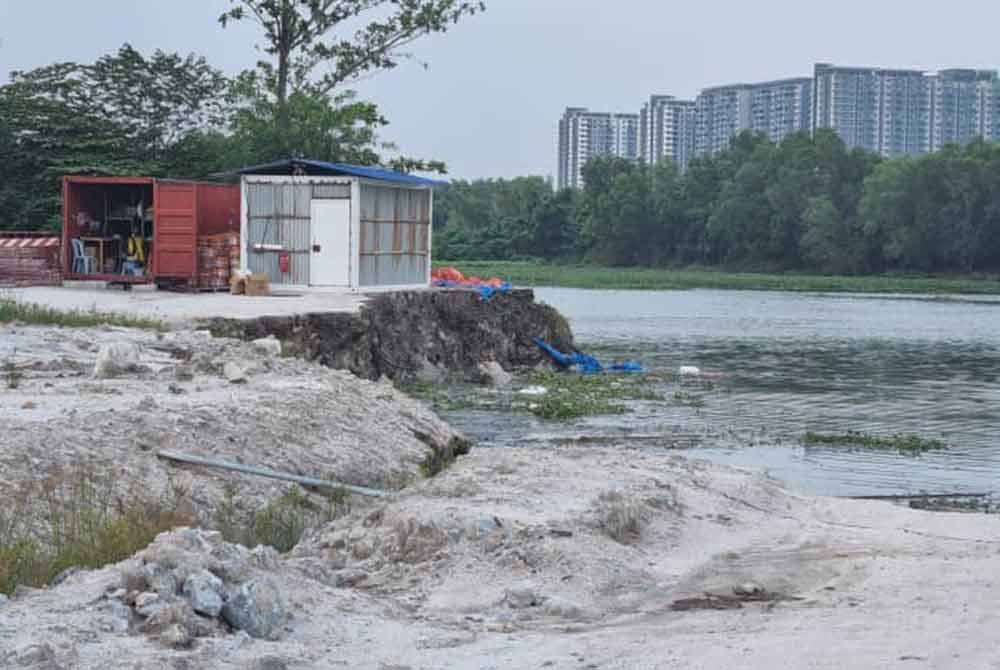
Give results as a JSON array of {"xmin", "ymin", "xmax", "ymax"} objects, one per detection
[{"xmin": 202, "ymin": 289, "xmax": 574, "ymax": 383}]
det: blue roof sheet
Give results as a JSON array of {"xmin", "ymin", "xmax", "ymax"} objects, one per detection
[{"xmin": 235, "ymin": 159, "xmax": 444, "ymax": 187}]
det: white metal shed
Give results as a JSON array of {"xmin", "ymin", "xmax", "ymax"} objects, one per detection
[{"xmin": 236, "ymin": 159, "xmax": 438, "ymax": 291}]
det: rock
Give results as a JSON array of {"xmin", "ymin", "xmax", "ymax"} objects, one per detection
[
  {"xmin": 93, "ymin": 342, "xmax": 143, "ymax": 378},
  {"xmin": 351, "ymin": 539, "xmax": 374, "ymax": 560},
  {"xmin": 134, "ymin": 592, "xmax": 165, "ymax": 618},
  {"xmin": 0, "ymin": 593, "xmax": 8, "ymax": 607},
  {"xmin": 733, "ymin": 582, "xmax": 765, "ymax": 597},
  {"xmin": 136, "ymin": 395, "xmax": 157, "ymax": 412},
  {"xmin": 334, "ymin": 569, "xmax": 369, "ymax": 588},
  {"xmin": 173, "ymin": 365, "xmax": 195, "ymax": 381},
  {"xmin": 12, "ymin": 643, "xmax": 56, "ymax": 667},
  {"xmin": 99, "ymin": 598, "xmax": 132, "ymax": 633},
  {"xmin": 504, "ymin": 584, "xmax": 545, "ymax": 609},
  {"xmin": 224, "ymin": 361, "xmax": 251, "ymax": 384},
  {"xmin": 475, "ymin": 516, "xmax": 503, "ymax": 537},
  {"xmin": 158, "ymin": 623, "xmax": 193, "ymax": 650},
  {"xmin": 183, "ymin": 570, "xmax": 224, "ymax": 617},
  {"xmin": 222, "ymin": 578, "xmax": 287, "ymax": 640},
  {"xmin": 542, "ymin": 596, "xmax": 585, "ymax": 620},
  {"xmin": 50, "ymin": 567, "xmax": 80, "ymax": 587},
  {"xmin": 252, "ymin": 657, "xmax": 289, "ymax": 670},
  {"xmin": 476, "ymin": 361, "xmax": 512, "ymax": 387},
  {"xmin": 143, "ymin": 563, "xmax": 179, "ymax": 598},
  {"xmin": 252, "ymin": 337, "xmax": 283, "ymax": 357}
]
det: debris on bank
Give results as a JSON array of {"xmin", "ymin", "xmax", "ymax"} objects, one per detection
[
  {"xmin": 432, "ymin": 266, "xmax": 513, "ymax": 301},
  {"xmin": 533, "ymin": 337, "xmax": 643, "ymax": 374}
]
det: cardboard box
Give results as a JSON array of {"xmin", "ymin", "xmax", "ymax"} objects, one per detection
[{"xmin": 245, "ymin": 272, "xmax": 271, "ymax": 297}]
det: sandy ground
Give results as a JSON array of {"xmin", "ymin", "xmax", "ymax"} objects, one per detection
[
  {"xmin": 5, "ymin": 286, "xmax": 366, "ymax": 326},
  {"xmin": 2, "ymin": 325, "xmax": 999, "ymax": 669},
  {"xmin": 0, "ymin": 323, "xmax": 461, "ymax": 522}
]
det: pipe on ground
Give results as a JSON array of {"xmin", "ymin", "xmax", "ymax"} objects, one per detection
[{"xmin": 156, "ymin": 450, "xmax": 388, "ymax": 499}]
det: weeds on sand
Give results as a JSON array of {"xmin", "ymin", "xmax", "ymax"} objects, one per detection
[
  {"xmin": 3, "ymin": 353, "xmax": 22, "ymax": 390},
  {"xmin": 593, "ymin": 491, "xmax": 648, "ymax": 544},
  {"xmin": 214, "ymin": 482, "xmax": 351, "ymax": 553},
  {"xmin": 0, "ymin": 297, "xmax": 166, "ymax": 331},
  {"xmin": 0, "ymin": 466, "xmax": 196, "ymax": 596},
  {"xmin": 803, "ymin": 431, "xmax": 946, "ymax": 453}
]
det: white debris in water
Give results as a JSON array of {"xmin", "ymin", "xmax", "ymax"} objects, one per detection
[
  {"xmin": 518, "ymin": 386, "xmax": 548, "ymax": 396},
  {"xmin": 678, "ymin": 366, "xmax": 701, "ymax": 377}
]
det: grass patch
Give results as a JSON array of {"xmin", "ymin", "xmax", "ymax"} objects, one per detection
[
  {"xmin": 439, "ymin": 260, "xmax": 1000, "ymax": 295},
  {"xmin": 0, "ymin": 297, "xmax": 166, "ymax": 331},
  {"xmin": 3, "ymin": 354, "xmax": 22, "ymax": 390},
  {"xmin": 214, "ymin": 482, "xmax": 351, "ymax": 553},
  {"xmin": 0, "ymin": 466, "xmax": 196, "ymax": 596},
  {"xmin": 803, "ymin": 431, "xmax": 946, "ymax": 453},
  {"xmin": 594, "ymin": 491, "xmax": 647, "ymax": 544},
  {"xmin": 420, "ymin": 436, "xmax": 473, "ymax": 477}
]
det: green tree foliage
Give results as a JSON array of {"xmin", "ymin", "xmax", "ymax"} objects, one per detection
[
  {"xmin": 219, "ymin": 0, "xmax": 484, "ymax": 167},
  {"xmin": 434, "ymin": 177, "xmax": 577, "ymax": 260},
  {"xmin": 0, "ymin": 45, "xmax": 232, "ymax": 229},
  {"xmin": 439, "ymin": 132, "xmax": 1000, "ymax": 276}
]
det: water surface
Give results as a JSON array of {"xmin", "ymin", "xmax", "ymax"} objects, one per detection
[{"xmin": 447, "ymin": 288, "xmax": 1000, "ymax": 498}]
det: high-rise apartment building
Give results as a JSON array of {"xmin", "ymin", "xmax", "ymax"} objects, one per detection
[
  {"xmin": 930, "ymin": 69, "xmax": 999, "ymax": 150},
  {"xmin": 749, "ymin": 78, "xmax": 813, "ymax": 144},
  {"xmin": 694, "ymin": 78, "xmax": 812, "ymax": 157},
  {"xmin": 694, "ymin": 84, "xmax": 752, "ymax": 156},
  {"xmin": 811, "ymin": 63, "xmax": 1000, "ymax": 158},
  {"xmin": 639, "ymin": 95, "xmax": 696, "ymax": 170},
  {"xmin": 559, "ymin": 63, "xmax": 999, "ymax": 187},
  {"xmin": 557, "ymin": 108, "xmax": 640, "ymax": 190}
]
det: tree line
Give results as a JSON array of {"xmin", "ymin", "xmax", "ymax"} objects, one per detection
[
  {"xmin": 0, "ymin": 0, "xmax": 483, "ymax": 230},
  {"xmin": 436, "ymin": 130, "xmax": 1000, "ymax": 275}
]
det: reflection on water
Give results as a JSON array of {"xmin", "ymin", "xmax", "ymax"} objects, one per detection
[{"xmin": 445, "ymin": 288, "xmax": 1000, "ymax": 498}]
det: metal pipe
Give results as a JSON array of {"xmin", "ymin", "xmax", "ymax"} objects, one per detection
[{"xmin": 156, "ymin": 450, "xmax": 388, "ymax": 499}]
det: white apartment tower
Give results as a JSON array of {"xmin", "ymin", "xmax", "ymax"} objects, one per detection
[
  {"xmin": 639, "ymin": 95, "xmax": 697, "ymax": 170},
  {"xmin": 558, "ymin": 108, "xmax": 640, "ymax": 189}
]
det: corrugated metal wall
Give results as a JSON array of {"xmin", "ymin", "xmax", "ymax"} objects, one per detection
[
  {"xmin": 359, "ymin": 184, "xmax": 430, "ymax": 287},
  {"xmin": 245, "ymin": 179, "xmax": 350, "ymax": 286}
]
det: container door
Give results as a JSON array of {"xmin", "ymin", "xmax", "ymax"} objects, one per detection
[
  {"xmin": 309, "ymin": 199, "xmax": 351, "ymax": 286},
  {"xmin": 154, "ymin": 181, "xmax": 198, "ymax": 279}
]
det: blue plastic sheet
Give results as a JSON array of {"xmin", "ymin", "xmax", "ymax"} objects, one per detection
[
  {"xmin": 433, "ymin": 280, "xmax": 513, "ymax": 301},
  {"xmin": 533, "ymin": 338, "xmax": 644, "ymax": 374}
]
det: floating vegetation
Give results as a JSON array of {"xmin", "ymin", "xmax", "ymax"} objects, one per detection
[
  {"xmin": 803, "ymin": 431, "xmax": 946, "ymax": 453},
  {"xmin": 403, "ymin": 370, "xmax": 665, "ymax": 421},
  {"xmin": 672, "ymin": 391, "xmax": 706, "ymax": 408}
]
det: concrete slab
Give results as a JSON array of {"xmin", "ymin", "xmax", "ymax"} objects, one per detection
[{"xmin": 5, "ymin": 286, "xmax": 366, "ymax": 327}]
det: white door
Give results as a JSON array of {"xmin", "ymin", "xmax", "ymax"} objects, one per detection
[{"xmin": 309, "ymin": 199, "xmax": 351, "ymax": 286}]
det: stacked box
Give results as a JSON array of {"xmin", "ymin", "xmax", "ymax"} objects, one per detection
[
  {"xmin": 0, "ymin": 236, "xmax": 62, "ymax": 286},
  {"xmin": 197, "ymin": 232, "xmax": 240, "ymax": 290}
]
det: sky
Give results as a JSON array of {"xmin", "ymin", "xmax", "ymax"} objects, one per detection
[{"xmin": 2, "ymin": 0, "xmax": 1000, "ymax": 180}]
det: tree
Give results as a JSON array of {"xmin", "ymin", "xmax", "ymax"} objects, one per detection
[
  {"xmin": 0, "ymin": 45, "xmax": 232, "ymax": 229},
  {"xmin": 219, "ymin": 0, "xmax": 485, "ymax": 121}
]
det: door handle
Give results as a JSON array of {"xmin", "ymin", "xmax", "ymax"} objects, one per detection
[{"xmin": 312, "ymin": 244, "xmax": 321, "ymax": 252}]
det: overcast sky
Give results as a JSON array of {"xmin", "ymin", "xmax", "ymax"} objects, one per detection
[{"xmin": 2, "ymin": 1, "xmax": 999, "ymax": 180}]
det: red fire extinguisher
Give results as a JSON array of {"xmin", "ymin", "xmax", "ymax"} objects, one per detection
[{"xmin": 278, "ymin": 251, "xmax": 290, "ymax": 274}]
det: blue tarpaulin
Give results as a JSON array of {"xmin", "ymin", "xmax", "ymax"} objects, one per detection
[
  {"xmin": 533, "ymin": 338, "xmax": 644, "ymax": 374},
  {"xmin": 433, "ymin": 279, "xmax": 513, "ymax": 301}
]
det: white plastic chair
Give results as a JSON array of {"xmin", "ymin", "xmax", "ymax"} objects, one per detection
[{"xmin": 71, "ymin": 238, "xmax": 97, "ymax": 274}]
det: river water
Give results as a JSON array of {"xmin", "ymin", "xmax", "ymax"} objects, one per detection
[{"xmin": 446, "ymin": 288, "xmax": 1000, "ymax": 498}]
